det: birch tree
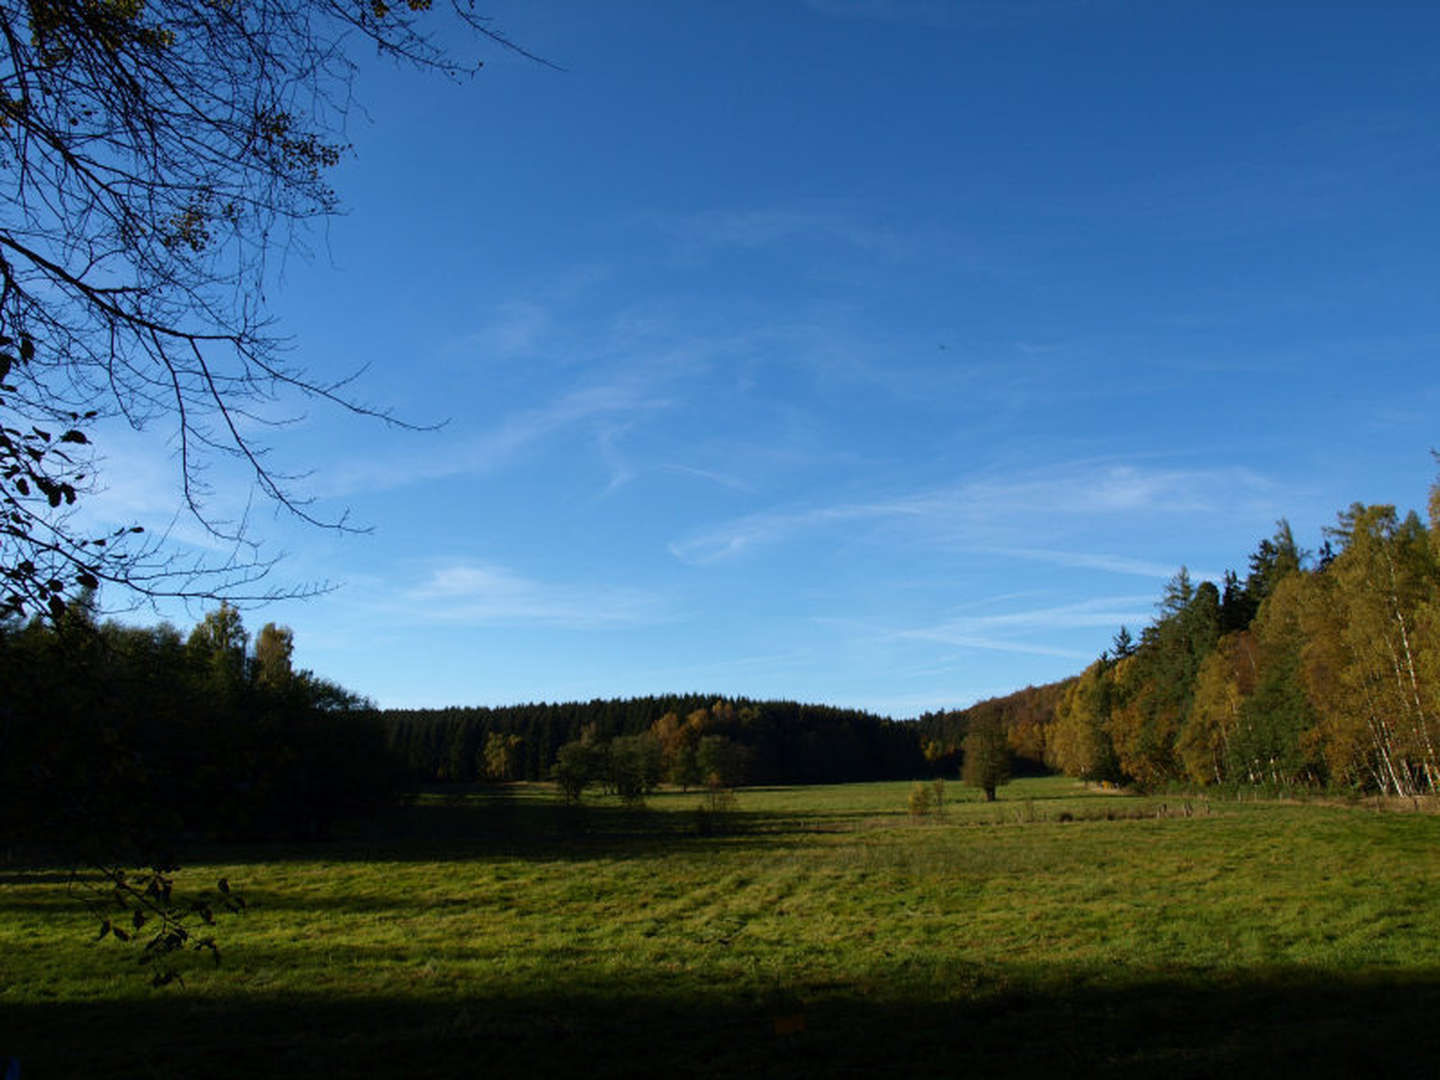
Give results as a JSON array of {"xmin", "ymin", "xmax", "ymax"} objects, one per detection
[{"xmin": 1308, "ymin": 505, "xmax": 1439, "ymax": 794}]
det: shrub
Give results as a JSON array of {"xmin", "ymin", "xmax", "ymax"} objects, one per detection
[
  {"xmin": 694, "ymin": 781, "xmax": 738, "ymax": 836},
  {"xmin": 908, "ymin": 782, "xmax": 933, "ymax": 817}
]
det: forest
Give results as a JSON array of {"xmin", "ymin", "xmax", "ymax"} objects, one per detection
[
  {"xmin": 1043, "ymin": 484, "xmax": 1440, "ymax": 796},
  {"xmin": 0, "ymin": 601, "xmax": 393, "ymax": 857},
  {"xmin": 384, "ymin": 696, "xmax": 922, "ymax": 790},
  {"xmin": 346, "ymin": 465, "xmax": 1440, "ymax": 804},
  {"xmin": 0, "ymin": 605, "xmax": 926, "ymax": 856},
  {"xmin": 911, "ymin": 470, "xmax": 1440, "ymax": 799},
  {"xmin": 5, "ymin": 468, "xmax": 1439, "ymax": 863}
]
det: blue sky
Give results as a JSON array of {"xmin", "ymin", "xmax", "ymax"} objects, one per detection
[{"xmin": 92, "ymin": 1, "xmax": 1439, "ymax": 716}]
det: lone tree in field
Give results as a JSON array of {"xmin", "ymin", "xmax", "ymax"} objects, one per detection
[
  {"xmin": 962, "ymin": 715, "xmax": 1012, "ymax": 802},
  {"xmin": 0, "ymin": 0, "xmax": 546, "ymax": 619}
]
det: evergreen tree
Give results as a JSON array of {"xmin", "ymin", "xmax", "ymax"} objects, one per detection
[
  {"xmin": 1111, "ymin": 625, "xmax": 1136, "ymax": 658},
  {"xmin": 1246, "ymin": 520, "xmax": 1304, "ymax": 606}
]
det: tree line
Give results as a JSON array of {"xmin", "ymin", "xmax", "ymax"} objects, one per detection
[
  {"xmin": 0, "ymin": 600, "xmax": 392, "ymax": 857},
  {"xmin": 2, "ymin": 618, "xmax": 931, "ymax": 860},
  {"xmin": 18, "ymin": 461, "xmax": 1434, "ymax": 851},
  {"xmin": 915, "ymin": 681, "xmax": 1073, "ymax": 778},
  {"xmin": 928, "ymin": 468, "xmax": 1440, "ymax": 796},
  {"xmin": 382, "ymin": 696, "xmax": 925, "ymax": 789}
]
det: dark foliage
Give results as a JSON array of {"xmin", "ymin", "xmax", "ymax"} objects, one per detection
[
  {"xmin": 0, "ymin": 603, "xmax": 394, "ymax": 857},
  {"xmin": 961, "ymin": 714, "xmax": 1012, "ymax": 801},
  {"xmin": 383, "ymin": 695, "xmax": 926, "ymax": 788}
]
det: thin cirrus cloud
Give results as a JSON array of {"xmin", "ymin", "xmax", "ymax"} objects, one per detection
[
  {"xmin": 595, "ymin": 423, "xmax": 639, "ymax": 496},
  {"xmin": 659, "ymin": 464, "xmax": 753, "ymax": 493},
  {"xmin": 81, "ymin": 424, "xmax": 189, "ymax": 526},
  {"xmin": 77, "ymin": 421, "xmax": 285, "ymax": 558},
  {"xmin": 957, "ymin": 462, "xmax": 1275, "ymax": 515},
  {"xmin": 660, "ymin": 206, "xmax": 913, "ymax": 263},
  {"xmin": 321, "ymin": 380, "xmax": 672, "ymax": 497},
  {"xmin": 817, "ymin": 596, "xmax": 1152, "ymax": 665},
  {"xmin": 406, "ymin": 563, "xmax": 668, "ymax": 628},
  {"xmin": 814, "ymin": 612, "xmax": 1097, "ymax": 660},
  {"xmin": 458, "ymin": 299, "xmax": 552, "ymax": 359},
  {"xmin": 668, "ymin": 500, "xmax": 925, "ymax": 564},
  {"xmin": 888, "ymin": 595, "xmax": 1158, "ymax": 659},
  {"xmin": 598, "ymin": 444, "xmax": 756, "ymax": 500},
  {"xmin": 897, "ymin": 635, "xmax": 1090, "ymax": 660},
  {"xmin": 668, "ymin": 462, "xmax": 1275, "ymax": 565},
  {"xmin": 997, "ymin": 547, "xmax": 1227, "ymax": 583}
]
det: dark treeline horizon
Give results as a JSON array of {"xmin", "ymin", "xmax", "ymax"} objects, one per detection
[
  {"xmin": 382, "ymin": 695, "xmax": 924, "ymax": 787},
  {"xmin": 0, "ymin": 600, "xmax": 394, "ymax": 856},
  {"xmin": 7, "ymin": 463, "xmax": 1437, "ymax": 865}
]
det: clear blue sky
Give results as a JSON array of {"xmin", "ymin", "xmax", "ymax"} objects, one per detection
[{"xmin": 93, "ymin": 1, "xmax": 1440, "ymax": 717}]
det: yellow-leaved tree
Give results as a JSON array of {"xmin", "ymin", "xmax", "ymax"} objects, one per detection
[
  {"xmin": 1048, "ymin": 659, "xmax": 1120, "ymax": 782},
  {"xmin": 1176, "ymin": 630, "xmax": 1256, "ymax": 785},
  {"xmin": 1306, "ymin": 504, "xmax": 1439, "ymax": 794}
]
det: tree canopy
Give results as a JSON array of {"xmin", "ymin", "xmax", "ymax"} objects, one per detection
[{"xmin": 0, "ymin": 0, "xmax": 538, "ymax": 617}]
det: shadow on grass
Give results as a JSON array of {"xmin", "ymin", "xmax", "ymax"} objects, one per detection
[
  {"xmin": 190, "ymin": 794, "xmax": 871, "ymax": 867},
  {"xmin": 1, "ymin": 794, "xmax": 817, "ymax": 878},
  {"xmin": 0, "ymin": 789, "xmax": 1247, "ymax": 883},
  {"xmin": 8, "ymin": 966, "xmax": 1440, "ymax": 1078}
]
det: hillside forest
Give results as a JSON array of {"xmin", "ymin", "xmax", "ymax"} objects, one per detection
[
  {"xmin": 4, "ymin": 469, "xmax": 1439, "ymax": 854},
  {"xmin": 388, "ymin": 469, "xmax": 1440, "ymax": 801},
  {"xmin": 1037, "ymin": 481, "xmax": 1440, "ymax": 797}
]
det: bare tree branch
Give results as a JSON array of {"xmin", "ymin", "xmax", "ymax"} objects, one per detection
[{"xmin": 0, "ymin": 0, "xmax": 542, "ymax": 617}]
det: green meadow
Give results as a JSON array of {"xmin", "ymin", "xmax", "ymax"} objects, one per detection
[{"xmin": 6, "ymin": 778, "xmax": 1440, "ymax": 1077}]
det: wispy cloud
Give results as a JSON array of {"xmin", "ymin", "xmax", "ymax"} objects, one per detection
[
  {"xmin": 597, "ymin": 444, "xmax": 756, "ymax": 500},
  {"xmin": 669, "ymin": 462, "xmax": 1275, "ymax": 565},
  {"xmin": 670, "ymin": 206, "xmax": 910, "ymax": 260},
  {"xmin": 457, "ymin": 383, "xmax": 672, "ymax": 472},
  {"xmin": 897, "ymin": 634, "xmax": 1090, "ymax": 659},
  {"xmin": 458, "ymin": 300, "xmax": 552, "ymax": 359},
  {"xmin": 77, "ymin": 422, "xmax": 290, "ymax": 559},
  {"xmin": 921, "ymin": 595, "xmax": 1156, "ymax": 631},
  {"xmin": 819, "ymin": 594, "xmax": 1153, "ymax": 662},
  {"xmin": 82, "ymin": 424, "xmax": 186, "ymax": 526},
  {"xmin": 815, "ymin": 614, "xmax": 1093, "ymax": 660},
  {"xmin": 956, "ymin": 463, "xmax": 1275, "ymax": 515},
  {"xmin": 997, "ymin": 547, "xmax": 1226, "ymax": 583},
  {"xmin": 660, "ymin": 464, "xmax": 753, "ymax": 492},
  {"xmin": 595, "ymin": 424, "xmax": 638, "ymax": 496},
  {"xmin": 670, "ymin": 500, "xmax": 927, "ymax": 564},
  {"xmin": 406, "ymin": 562, "xmax": 667, "ymax": 628},
  {"xmin": 323, "ymin": 379, "xmax": 672, "ymax": 496}
]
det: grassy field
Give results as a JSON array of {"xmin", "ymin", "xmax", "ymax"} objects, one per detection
[{"xmin": 6, "ymin": 777, "xmax": 1440, "ymax": 1077}]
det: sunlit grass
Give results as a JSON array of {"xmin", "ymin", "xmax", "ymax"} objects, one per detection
[{"xmin": 5, "ymin": 777, "xmax": 1440, "ymax": 1075}]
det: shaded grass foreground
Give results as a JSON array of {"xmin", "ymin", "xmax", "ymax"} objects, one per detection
[
  {"xmin": 6, "ymin": 778, "xmax": 1440, "ymax": 1077},
  {"xmin": 13, "ymin": 970, "xmax": 1440, "ymax": 1078}
]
